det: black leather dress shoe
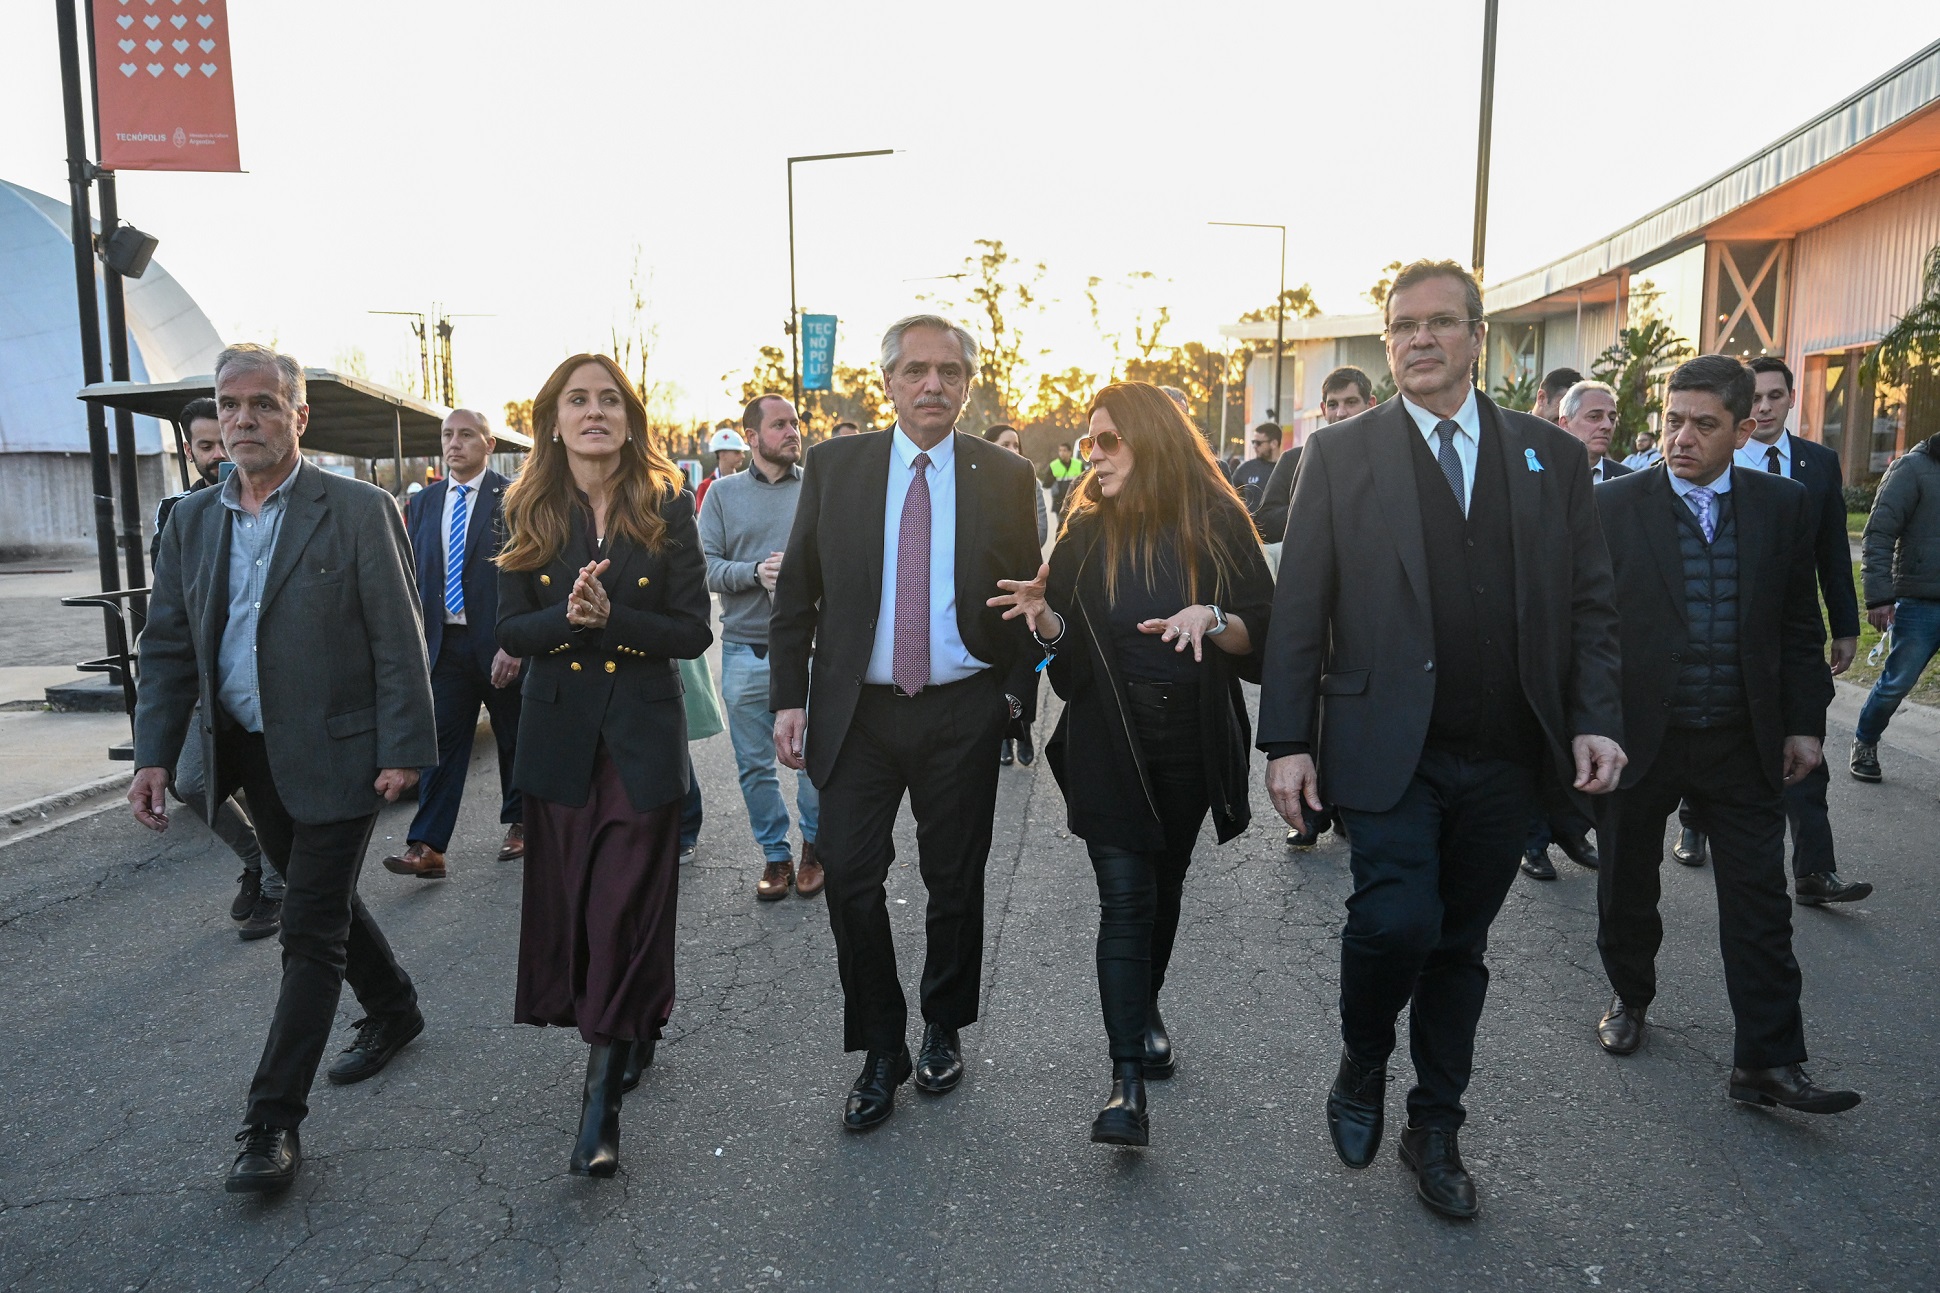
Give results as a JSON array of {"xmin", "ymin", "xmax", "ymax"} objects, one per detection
[
  {"xmin": 1596, "ymin": 997, "xmax": 1646, "ymax": 1055},
  {"xmin": 844, "ymin": 1047, "xmax": 913, "ymax": 1130},
  {"xmin": 999, "ymin": 739, "xmax": 1015, "ymax": 766},
  {"xmin": 1520, "ymin": 846, "xmax": 1557, "ymax": 881},
  {"xmin": 1673, "ymin": 828, "xmax": 1708, "ymax": 866},
  {"xmin": 326, "ymin": 1008, "xmax": 424, "ymax": 1085},
  {"xmin": 1142, "ymin": 1004, "xmax": 1174, "ymax": 1079},
  {"xmin": 914, "ymin": 1023, "xmax": 963, "ymax": 1094},
  {"xmin": 1015, "ymin": 726, "xmax": 1035, "ymax": 766},
  {"xmin": 1399, "ymin": 1124, "xmax": 1478, "ymax": 1219},
  {"xmin": 1555, "ymin": 832, "xmax": 1599, "ymax": 870},
  {"xmin": 1090, "ymin": 1061, "xmax": 1149, "ymax": 1146},
  {"xmin": 1287, "ymin": 826, "xmax": 1322, "ymax": 849},
  {"xmin": 1728, "ymin": 1063, "xmax": 1862, "ymax": 1114},
  {"xmin": 621, "ymin": 1036, "xmax": 657, "ymax": 1093},
  {"xmin": 1795, "ymin": 872, "xmax": 1874, "ymax": 905},
  {"xmin": 226, "ymin": 1125, "xmax": 300, "ymax": 1194},
  {"xmin": 1326, "ymin": 1048, "xmax": 1386, "ymax": 1168}
]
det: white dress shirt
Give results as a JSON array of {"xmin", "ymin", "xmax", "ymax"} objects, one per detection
[
  {"xmin": 1669, "ymin": 462, "xmax": 1734, "ymax": 520},
  {"xmin": 864, "ymin": 426, "xmax": 988, "ymax": 687},
  {"xmin": 440, "ymin": 469, "xmax": 485, "ymax": 625},
  {"xmin": 1590, "ymin": 456, "xmax": 1618, "ymax": 483},
  {"xmin": 1736, "ymin": 429, "xmax": 1793, "ymax": 477},
  {"xmin": 1402, "ymin": 387, "xmax": 1481, "ymax": 513}
]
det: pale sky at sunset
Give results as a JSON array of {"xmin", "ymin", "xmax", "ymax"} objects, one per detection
[{"xmin": 6, "ymin": 1, "xmax": 1939, "ymax": 426}]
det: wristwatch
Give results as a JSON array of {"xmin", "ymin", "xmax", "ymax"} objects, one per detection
[{"xmin": 1205, "ymin": 604, "xmax": 1228, "ymax": 637}]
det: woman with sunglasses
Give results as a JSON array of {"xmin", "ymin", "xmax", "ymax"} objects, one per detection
[{"xmin": 991, "ymin": 382, "xmax": 1272, "ymax": 1146}]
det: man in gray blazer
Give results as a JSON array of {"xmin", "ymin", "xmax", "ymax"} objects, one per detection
[{"xmin": 130, "ymin": 344, "xmax": 437, "ymax": 1196}]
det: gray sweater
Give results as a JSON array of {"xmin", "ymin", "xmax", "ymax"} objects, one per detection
[{"xmin": 699, "ymin": 462, "xmax": 804, "ymax": 644}]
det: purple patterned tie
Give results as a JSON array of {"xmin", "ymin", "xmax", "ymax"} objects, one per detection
[
  {"xmin": 1688, "ymin": 486, "xmax": 1716, "ymax": 543},
  {"xmin": 892, "ymin": 452, "xmax": 933, "ymax": 695}
]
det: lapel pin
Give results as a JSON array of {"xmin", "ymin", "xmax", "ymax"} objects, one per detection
[{"xmin": 1524, "ymin": 448, "xmax": 1544, "ymax": 473}]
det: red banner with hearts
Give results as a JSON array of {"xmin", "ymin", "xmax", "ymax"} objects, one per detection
[{"xmin": 93, "ymin": 0, "xmax": 241, "ymax": 172}]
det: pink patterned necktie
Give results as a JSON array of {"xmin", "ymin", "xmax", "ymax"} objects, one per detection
[{"xmin": 892, "ymin": 452, "xmax": 932, "ymax": 695}]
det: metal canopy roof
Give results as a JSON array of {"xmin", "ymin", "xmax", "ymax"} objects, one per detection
[{"xmin": 75, "ymin": 368, "xmax": 531, "ymax": 458}]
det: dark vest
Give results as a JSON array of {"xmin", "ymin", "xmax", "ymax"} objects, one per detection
[
  {"xmin": 1668, "ymin": 489, "xmax": 1748, "ymax": 728},
  {"xmin": 1409, "ymin": 420, "xmax": 1543, "ymax": 765}
]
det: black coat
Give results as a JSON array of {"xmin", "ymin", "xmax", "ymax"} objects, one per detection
[
  {"xmin": 497, "ymin": 491, "xmax": 713, "ymax": 813},
  {"xmin": 1043, "ymin": 505, "xmax": 1274, "ymax": 853},
  {"xmin": 1593, "ymin": 466, "xmax": 1832, "ymax": 792},
  {"xmin": 1777, "ymin": 435, "xmax": 1861, "ymax": 640},
  {"xmin": 769, "ymin": 429, "xmax": 1042, "ymax": 786},
  {"xmin": 1256, "ymin": 393, "xmax": 1624, "ymax": 813}
]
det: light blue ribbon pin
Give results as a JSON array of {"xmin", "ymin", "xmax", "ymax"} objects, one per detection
[{"xmin": 1524, "ymin": 447, "xmax": 1544, "ymax": 473}]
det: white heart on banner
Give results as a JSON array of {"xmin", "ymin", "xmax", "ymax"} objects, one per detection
[
  {"xmin": 199, "ymin": 63, "xmax": 217, "ymax": 77},
  {"xmin": 198, "ymin": 38, "xmax": 214, "ymax": 51},
  {"xmin": 143, "ymin": 15, "xmax": 159, "ymax": 28},
  {"xmin": 172, "ymin": 39, "xmax": 188, "ymax": 51},
  {"xmin": 173, "ymin": 63, "xmax": 190, "ymax": 77},
  {"xmin": 146, "ymin": 63, "xmax": 163, "ymax": 76},
  {"xmin": 195, "ymin": 14, "xmax": 212, "ymax": 28},
  {"xmin": 118, "ymin": 38, "xmax": 135, "ymax": 51},
  {"xmin": 119, "ymin": 63, "xmax": 137, "ymax": 77},
  {"xmin": 116, "ymin": 15, "xmax": 132, "ymax": 28},
  {"xmin": 169, "ymin": 15, "xmax": 186, "ymax": 28},
  {"xmin": 145, "ymin": 39, "xmax": 161, "ymax": 51}
]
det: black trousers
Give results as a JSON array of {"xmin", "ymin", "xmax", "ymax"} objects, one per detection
[
  {"xmin": 1676, "ymin": 755, "xmax": 1835, "ymax": 879},
  {"xmin": 817, "ymin": 672, "xmax": 1007, "ymax": 1053},
  {"xmin": 406, "ymin": 627, "xmax": 522, "ymax": 853},
  {"xmin": 1086, "ymin": 682, "xmax": 1208, "ymax": 1063},
  {"xmin": 1337, "ymin": 748, "xmax": 1536, "ymax": 1131},
  {"xmin": 215, "ymin": 728, "xmax": 418, "ymax": 1128},
  {"xmin": 1597, "ymin": 727, "xmax": 1806, "ymax": 1069}
]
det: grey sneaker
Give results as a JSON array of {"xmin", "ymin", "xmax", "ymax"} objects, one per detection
[{"xmin": 1849, "ymin": 742, "xmax": 1882, "ymax": 783}]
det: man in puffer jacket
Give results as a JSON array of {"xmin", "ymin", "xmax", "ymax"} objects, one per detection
[{"xmin": 1852, "ymin": 435, "xmax": 1940, "ymax": 782}]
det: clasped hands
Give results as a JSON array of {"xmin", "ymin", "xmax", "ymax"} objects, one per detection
[{"xmin": 566, "ymin": 558, "xmax": 612, "ymax": 628}]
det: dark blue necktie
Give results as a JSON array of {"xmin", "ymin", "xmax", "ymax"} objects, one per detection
[{"xmin": 1434, "ymin": 420, "xmax": 1466, "ymax": 516}]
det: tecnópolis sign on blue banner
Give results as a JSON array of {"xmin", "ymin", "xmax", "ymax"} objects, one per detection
[{"xmin": 801, "ymin": 315, "xmax": 837, "ymax": 392}]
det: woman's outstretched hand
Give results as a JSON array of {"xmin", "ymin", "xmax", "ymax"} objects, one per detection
[
  {"xmin": 989, "ymin": 563, "xmax": 1060, "ymax": 639},
  {"xmin": 1138, "ymin": 605, "xmax": 1222, "ymax": 662}
]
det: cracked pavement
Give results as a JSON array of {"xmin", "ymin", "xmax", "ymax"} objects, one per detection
[{"xmin": 0, "ymin": 670, "xmax": 1934, "ymax": 1291}]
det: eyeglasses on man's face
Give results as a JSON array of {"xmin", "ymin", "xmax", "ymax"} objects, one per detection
[{"xmin": 1383, "ymin": 315, "xmax": 1482, "ymax": 343}]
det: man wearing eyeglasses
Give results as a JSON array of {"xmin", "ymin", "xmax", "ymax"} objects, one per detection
[{"xmin": 1258, "ymin": 260, "xmax": 1624, "ymax": 1221}]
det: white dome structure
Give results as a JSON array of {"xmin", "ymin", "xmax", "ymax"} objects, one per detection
[{"xmin": 0, "ymin": 178, "xmax": 223, "ymax": 554}]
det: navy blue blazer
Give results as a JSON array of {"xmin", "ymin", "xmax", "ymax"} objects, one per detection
[
  {"xmin": 404, "ymin": 469, "xmax": 512, "ymax": 674},
  {"xmin": 1782, "ymin": 436, "xmax": 1862, "ymax": 641}
]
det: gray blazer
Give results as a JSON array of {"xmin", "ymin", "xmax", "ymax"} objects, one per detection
[{"xmin": 135, "ymin": 457, "xmax": 438, "ymax": 825}]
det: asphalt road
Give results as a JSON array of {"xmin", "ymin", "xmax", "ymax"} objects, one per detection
[{"xmin": 0, "ymin": 681, "xmax": 1935, "ymax": 1291}]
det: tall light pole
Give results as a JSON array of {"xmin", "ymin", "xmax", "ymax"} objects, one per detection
[
  {"xmin": 788, "ymin": 149, "xmax": 893, "ymax": 405},
  {"xmin": 1472, "ymin": 0, "xmax": 1500, "ymax": 279},
  {"xmin": 1211, "ymin": 221, "xmax": 1287, "ymax": 421}
]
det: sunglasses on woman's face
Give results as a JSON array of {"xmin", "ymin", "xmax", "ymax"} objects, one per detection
[{"xmin": 1077, "ymin": 430, "xmax": 1123, "ymax": 457}]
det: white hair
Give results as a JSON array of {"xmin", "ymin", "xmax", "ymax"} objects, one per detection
[
  {"xmin": 1560, "ymin": 379, "xmax": 1617, "ymax": 421},
  {"xmin": 215, "ymin": 343, "xmax": 307, "ymax": 409},
  {"xmin": 880, "ymin": 314, "xmax": 979, "ymax": 376}
]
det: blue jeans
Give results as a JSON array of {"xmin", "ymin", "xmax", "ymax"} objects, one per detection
[
  {"xmin": 720, "ymin": 641, "xmax": 818, "ymax": 861},
  {"xmin": 1855, "ymin": 597, "xmax": 1940, "ymax": 744}
]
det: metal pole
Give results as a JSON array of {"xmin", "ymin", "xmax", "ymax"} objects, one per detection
[
  {"xmin": 393, "ymin": 409, "xmax": 405, "ymax": 494},
  {"xmin": 788, "ymin": 160, "xmax": 800, "ymax": 407},
  {"xmin": 56, "ymin": 0, "xmax": 125, "ymax": 662},
  {"xmin": 1274, "ymin": 226, "xmax": 1286, "ymax": 420},
  {"xmin": 1472, "ymin": 0, "xmax": 1500, "ymax": 278},
  {"xmin": 171, "ymin": 419, "xmax": 191, "ymax": 491}
]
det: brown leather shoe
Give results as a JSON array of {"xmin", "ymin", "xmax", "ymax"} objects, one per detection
[
  {"xmin": 382, "ymin": 842, "xmax": 447, "ymax": 880},
  {"xmin": 795, "ymin": 841, "xmax": 825, "ymax": 899},
  {"xmin": 756, "ymin": 858, "xmax": 794, "ymax": 901},
  {"xmin": 498, "ymin": 824, "xmax": 525, "ymax": 861}
]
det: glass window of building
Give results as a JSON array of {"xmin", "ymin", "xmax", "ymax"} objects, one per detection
[{"xmin": 1707, "ymin": 241, "xmax": 1789, "ymax": 359}]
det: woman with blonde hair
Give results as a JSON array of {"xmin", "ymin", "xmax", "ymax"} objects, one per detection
[
  {"xmin": 497, "ymin": 353, "xmax": 712, "ymax": 1176},
  {"xmin": 992, "ymin": 381, "xmax": 1272, "ymax": 1147}
]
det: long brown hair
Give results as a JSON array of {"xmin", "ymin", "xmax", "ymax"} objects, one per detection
[
  {"xmin": 1062, "ymin": 381, "xmax": 1258, "ymax": 606},
  {"xmin": 497, "ymin": 354, "xmax": 685, "ymax": 571}
]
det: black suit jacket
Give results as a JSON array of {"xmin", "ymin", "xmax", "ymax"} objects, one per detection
[
  {"xmin": 769, "ymin": 428, "xmax": 1042, "ymax": 786},
  {"xmin": 1591, "ymin": 457, "xmax": 1633, "ymax": 482},
  {"xmin": 1593, "ymin": 466, "xmax": 1833, "ymax": 791},
  {"xmin": 496, "ymin": 491, "xmax": 712, "ymax": 813},
  {"xmin": 1768, "ymin": 436, "xmax": 1861, "ymax": 641},
  {"xmin": 1256, "ymin": 393, "xmax": 1624, "ymax": 813},
  {"xmin": 1253, "ymin": 445, "xmax": 1303, "ymax": 544},
  {"xmin": 405, "ymin": 470, "xmax": 513, "ymax": 675}
]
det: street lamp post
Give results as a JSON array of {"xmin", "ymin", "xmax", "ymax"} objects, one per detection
[
  {"xmin": 1211, "ymin": 221, "xmax": 1288, "ymax": 422},
  {"xmin": 1473, "ymin": 0, "xmax": 1500, "ymax": 279},
  {"xmin": 787, "ymin": 150, "xmax": 893, "ymax": 406}
]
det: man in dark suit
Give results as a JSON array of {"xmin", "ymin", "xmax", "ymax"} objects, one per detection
[
  {"xmin": 130, "ymin": 344, "xmax": 439, "ymax": 1194},
  {"xmin": 1521, "ymin": 381, "xmax": 1631, "ymax": 880},
  {"xmin": 1672, "ymin": 356, "xmax": 1871, "ymax": 905},
  {"xmin": 1589, "ymin": 355, "xmax": 1860, "ymax": 1115},
  {"xmin": 382, "ymin": 409, "xmax": 524, "ymax": 879},
  {"xmin": 1258, "ymin": 261, "xmax": 1626, "ymax": 1219},
  {"xmin": 771, "ymin": 314, "xmax": 1040, "ymax": 1131}
]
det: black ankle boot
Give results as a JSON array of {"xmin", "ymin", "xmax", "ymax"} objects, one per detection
[
  {"xmin": 622, "ymin": 1037, "xmax": 656, "ymax": 1094},
  {"xmin": 1142, "ymin": 1003, "xmax": 1175, "ymax": 1079},
  {"xmin": 1089, "ymin": 1060, "xmax": 1149, "ymax": 1146},
  {"xmin": 569, "ymin": 1042, "xmax": 630, "ymax": 1177}
]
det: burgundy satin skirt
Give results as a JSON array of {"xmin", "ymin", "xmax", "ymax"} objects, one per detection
[{"xmin": 514, "ymin": 747, "xmax": 680, "ymax": 1045}]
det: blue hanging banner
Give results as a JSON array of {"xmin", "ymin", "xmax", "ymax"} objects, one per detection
[{"xmin": 802, "ymin": 314, "xmax": 837, "ymax": 392}]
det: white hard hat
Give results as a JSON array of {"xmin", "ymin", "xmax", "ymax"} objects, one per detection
[{"xmin": 708, "ymin": 428, "xmax": 749, "ymax": 453}]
